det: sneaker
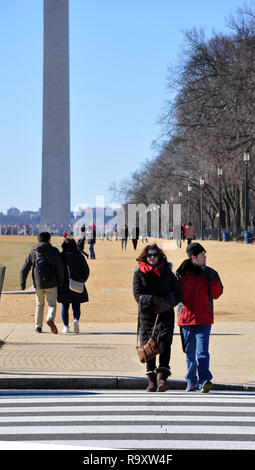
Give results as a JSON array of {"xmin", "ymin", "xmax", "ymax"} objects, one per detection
[
  {"xmin": 62, "ymin": 326, "xmax": 70, "ymax": 334},
  {"xmin": 73, "ymin": 319, "xmax": 80, "ymax": 334},
  {"xmin": 36, "ymin": 327, "xmax": 42, "ymax": 333},
  {"xmin": 47, "ymin": 320, "xmax": 58, "ymax": 334},
  {"xmin": 201, "ymin": 380, "xmax": 213, "ymax": 393},
  {"xmin": 186, "ymin": 383, "xmax": 197, "ymax": 392}
]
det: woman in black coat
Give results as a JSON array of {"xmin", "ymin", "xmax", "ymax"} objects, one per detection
[
  {"xmin": 58, "ymin": 238, "xmax": 90, "ymax": 334},
  {"xmin": 133, "ymin": 244, "xmax": 182, "ymax": 392}
]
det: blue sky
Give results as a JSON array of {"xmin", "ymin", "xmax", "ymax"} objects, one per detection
[{"xmin": 0, "ymin": 0, "xmax": 248, "ymax": 213}]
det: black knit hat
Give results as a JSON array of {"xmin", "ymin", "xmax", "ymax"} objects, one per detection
[
  {"xmin": 186, "ymin": 242, "xmax": 206, "ymax": 258},
  {"xmin": 38, "ymin": 231, "xmax": 51, "ymax": 242}
]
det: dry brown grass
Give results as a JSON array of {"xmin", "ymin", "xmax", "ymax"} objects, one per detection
[{"xmin": 0, "ymin": 235, "xmax": 254, "ymax": 323}]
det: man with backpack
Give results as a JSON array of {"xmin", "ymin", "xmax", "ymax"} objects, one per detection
[{"xmin": 20, "ymin": 232, "xmax": 64, "ymax": 334}]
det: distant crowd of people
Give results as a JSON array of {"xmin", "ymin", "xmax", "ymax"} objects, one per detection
[{"xmin": 19, "ymin": 217, "xmax": 224, "ymax": 393}]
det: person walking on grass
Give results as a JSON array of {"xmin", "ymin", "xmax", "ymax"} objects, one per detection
[
  {"xmin": 131, "ymin": 226, "xmax": 139, "ymax": 250},
  {"xmin": 20, "ymin": 231, "xmax": 64, "ymax": 334},
  {"xmin": 184, "ymin": 222, "xmax": 194, "ymax": 245},
  {"xmin": 57, "ymin": 237, "xmax": 90, "ymax": 334},
  {"xmin": 77, "ymin": 224, "xmax": 89, "ymax": 259},
  {"xmin": 175, "ymin": 242, "xmax": 223, "ymax": 393},
  {"xmin": 133, "ymin": 244, "xmax": 182, "ymax": 392},
  {"xmin": 87, "ymin": 223, "xmax": 96, "ymax": 259},
  {"xmin": 120, "ymin": 224, "xmax": 129, "ymax": 250},
  {"xmin": 77, "ymin": 224, "xmax": 86, "ymax": 252}
]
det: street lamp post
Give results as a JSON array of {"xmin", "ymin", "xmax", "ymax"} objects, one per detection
[
  {"xmin": 188, "ymin": 184, "xmax": 192, "ymax": 221},
  {"xmin": 177, "ymin": 192, "xmax": 182, "ymax": 248},
  {"xmin": 218, "ymin": 168, "xmax": 222, "ymax": 241},
  {"xmin": 244, "ymin": 152, "xmax": 250, "ymax": 232},
  {"xmin": 200, "ymin": 178, "xmax": 205, "ymax": 240}
]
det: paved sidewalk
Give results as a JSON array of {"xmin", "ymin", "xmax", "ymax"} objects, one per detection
[{"xmin": 0, "ymin": 322, "xmax": 255, "ymax": 391}]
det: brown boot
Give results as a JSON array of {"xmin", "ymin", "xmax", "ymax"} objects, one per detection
[
  {"xmin": 146, "ymin": 371, "xmax": 157, "ymax": 392},
  {"xmin": 156, "ymin": 368, "xmax": 171, "ymax": 392}
]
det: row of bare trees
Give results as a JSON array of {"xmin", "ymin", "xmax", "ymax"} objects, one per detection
[{"xmin": 110, "ymin": 6, "xmax": 255, "ymax": 238}]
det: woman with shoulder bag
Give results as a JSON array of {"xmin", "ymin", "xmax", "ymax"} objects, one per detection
[
  {"xmin": 133, "ymin": 244, "xmax": 182, "ymax": 392},
  {"xmin": 58, "ymin": 238, "xmax": 90, "ymax": 334}
]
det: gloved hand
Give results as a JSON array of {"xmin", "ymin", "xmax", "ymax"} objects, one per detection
[
  {"xmin": 202, "ymin": 266, "xmax": 217, "ymax": 282},
  {"xmin": 152, "ymin": 296, "xmax": 172, "ymax": 313},
  {"xmin": 165, "ymin": 293, "xmax": 176, "ymax": 308},
  {"xmin": 139, "ymin": 295, "xmax": 153, "ymax": 306}
]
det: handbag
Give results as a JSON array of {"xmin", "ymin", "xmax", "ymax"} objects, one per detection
[
  {"xmin": 67, "ymin": 266, "xmax": 84, "ymax": 293},
  {"xmin": 136, "ymin": 311, "xmax": 160, "ymax": 363}
]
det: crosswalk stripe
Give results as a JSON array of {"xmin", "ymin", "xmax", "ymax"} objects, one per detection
[
  {"xmin": 1, "ymin": 439, "xmax": 254, "ymax": 451},
  {"xmin": 0, "ymin": 424, "xmax": 255, "ymax": 435},
  {"xmin": 1, "ymin": 405, "xmax": 255, "ymax": 413},
  {"xmin": 1, "ymin": 414, "xmax": 255, "ymax": 423},
  {"xmin": 23, "ymin": 439, "xmax": 255, "ymax": 450},
  {"xmin": 1, "ymin": 395, "xmax": 255, "ymax": 404}
]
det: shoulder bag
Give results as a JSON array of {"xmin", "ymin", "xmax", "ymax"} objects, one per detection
[
  {"xmin": 67, "ymin": 265, "xmax": 84, "ymax": 293},
  {"xmin": 136, "ymin": 306, "xmax": 160, "ymax": 363}
]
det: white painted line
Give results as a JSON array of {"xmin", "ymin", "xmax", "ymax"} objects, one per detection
[
  {"xmin": 1, "ymin": 395, "xmax": 255, "ymax": 404},
  {"xmin": 0, "ymin": 414, "xmax": 254, "ymax": 423},
  {"xmin": 1, "ymin": 405, "xmax": 255, "ymax": 413},
  {"xmin": 0, "ymin": 424, "xmax": 254, "ymax": 435},
  {"xmin": 26, "ymin": 439, "xmax": 255, "ymax": 450}
]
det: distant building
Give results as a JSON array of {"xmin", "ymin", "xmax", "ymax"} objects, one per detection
[
  {"xmin": 0, "ymin": 208, "xmax": 40, "ymax": 226},
  {"xmin": 7, "ymin": 207, "xmax": 20, "ymax": 216}
]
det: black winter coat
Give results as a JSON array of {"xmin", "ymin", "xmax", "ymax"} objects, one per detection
[
  {"xmin": 57, "ymin": 247, "xmax": 90, "ymax": 304},
  {"xmin": 77, "ymin": 233, "xmax": 86, "ymax": 252},
  {"xmin": 20, "ymin": 241, "xmax": 64, "ymax": 290},
  {"xmin": 133, "ymin": 260, "xmax": 182, "ymax": 329}
]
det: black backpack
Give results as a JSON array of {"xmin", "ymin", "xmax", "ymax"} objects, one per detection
[{"xmin": 34, "ymin": 251, "xmax": 54, "ymax": 282}]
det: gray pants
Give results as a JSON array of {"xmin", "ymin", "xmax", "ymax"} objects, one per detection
[
  {"xmin": 121, "ymin": 239, "xmax": 127, "ymax": 250},
  {"xmin": 35, "ymin": 287, "xmax": 57, "ymax": 328}
]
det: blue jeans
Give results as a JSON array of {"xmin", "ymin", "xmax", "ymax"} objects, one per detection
[
  {"xmin": 181, "ymin": 325, "xmax": 212, "ymax": 388},
  {"xmin": 89, "ymin": 243, "xmax": 95, "ymax": 258},
  {"xmin": 61, "ymin": 302, "xmax": 81, "ymax": 326}
]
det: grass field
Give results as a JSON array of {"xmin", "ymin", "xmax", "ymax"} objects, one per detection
[{"xmin": 0, "ymin": 235, "xmax": 254, "ymax": 323}]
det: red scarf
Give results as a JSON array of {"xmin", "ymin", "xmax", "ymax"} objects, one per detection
[{"xmin": 139, "ymin": 261, "xmax": 165, "ymax": 277}]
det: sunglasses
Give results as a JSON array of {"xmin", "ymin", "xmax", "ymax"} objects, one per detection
[{"xmin": 147, "ymin": 252, "xmax": 158, "ymax": 258}]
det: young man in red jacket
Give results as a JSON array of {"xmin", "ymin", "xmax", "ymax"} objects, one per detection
[{"xmin": 176, "ymin": 243, "xmax": 223, "ymax": 392}]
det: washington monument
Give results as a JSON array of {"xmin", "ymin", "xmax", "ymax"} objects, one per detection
[{"xmin": 41, "ymin": 0, "xmax": 70, "ymax": 228}]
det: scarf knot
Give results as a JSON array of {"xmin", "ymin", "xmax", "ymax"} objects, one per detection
[{"xmin": 139, "ymin": 261, "xmax": 165, "ymax": 277}]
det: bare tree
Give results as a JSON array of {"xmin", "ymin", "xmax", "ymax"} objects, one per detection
[{"xmin": 110, "ymin": 6, "xmax": 255, "ymax": 238}]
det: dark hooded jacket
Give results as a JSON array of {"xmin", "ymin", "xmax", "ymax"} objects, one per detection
[
  {"xmin": 57, "ymin": 244, "xmax": 90, "ymax": 304},
  {"xmin": 20, "ymin": 241, "xmax": 64, "ymax": 290}
]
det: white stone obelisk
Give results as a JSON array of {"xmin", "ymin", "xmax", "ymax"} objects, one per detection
[{"xmin": 41, "ymin": 0, "xmax": 70, "ymax": 228}]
